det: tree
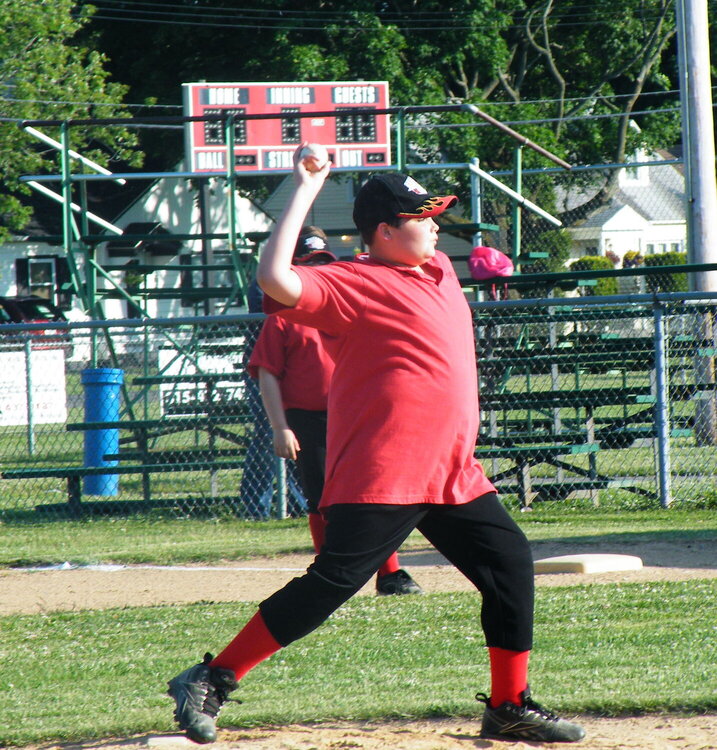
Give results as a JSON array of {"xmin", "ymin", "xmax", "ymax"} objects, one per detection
[
  {"xmin": 80, "ymin": 2, "xmax": 685, "ymax": 171},
  {"xmin": 0, "ymin": 0, "xmax": 143, "ymax": 241},
  {"xmin": 76, "ymin": 0, "xmax": 690, "ymax": 261}
]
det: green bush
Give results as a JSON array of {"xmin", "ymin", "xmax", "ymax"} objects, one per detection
[
  {"xmin": 644, "ymin": 251, "xmax": 688, "ymax": 292},
  {"xmin": 569, "ymin": 255, "xmax": 619, "ymax": 295},
  {"xmin": 522, "ymin": 228, "xmax": 572, "ymax": 274}
]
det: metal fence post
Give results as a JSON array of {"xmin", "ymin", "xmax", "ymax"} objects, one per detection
[
  {"xmin": 23, "ymin": 338, "xmax": 35, "ymax": 456},
  {"xmin": 653, "ymin": 301, "xmax": 673, "ymax": 507},
  {"xmin": 275, "ymin": 457, "xmax": 288, "ymax": 519}
]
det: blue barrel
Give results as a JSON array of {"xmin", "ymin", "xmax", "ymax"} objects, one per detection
[{"xmin": 81, "ymin": 368, "xmax": 124, "ymax": 496}]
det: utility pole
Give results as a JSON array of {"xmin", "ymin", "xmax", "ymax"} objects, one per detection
[
  {"xmin": 675, "ymin": 0, "xmax": 717, "ymax": 291},
  {"xmin": 675, "ymin": 0, "xmax": 717, "ymax": 445}
]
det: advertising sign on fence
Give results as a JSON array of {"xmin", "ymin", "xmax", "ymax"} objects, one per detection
[
  {"xmin": 0, "ymin": 349, "xmax": 68, "ymax": 426},
  {"xmin": 157, "ymin": 346, "xmax": 245, "ymax": 417}
]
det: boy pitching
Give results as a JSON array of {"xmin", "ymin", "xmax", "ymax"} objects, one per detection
[
  {"xmin": 167, "ymin": 145, "xmax": 585, "ymax": 744},
  {"xmin": 249, "ymin": 226, "xmax": 422, "ymax": 595}
]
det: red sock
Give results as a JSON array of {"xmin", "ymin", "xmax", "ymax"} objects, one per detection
[
  {"xmin": 488, "ymin": 647, "xmax": 530, "ymax": 707},
  {"xmin": 377, "ymin": 551, "xmax": 400, "ymax": 577},
  {"xmin": 308, "ymin": 512, "xmax": 326, "ymax": 554},
  {"xmin": 210, "ymin": 611, "xmax": 281, "ymax": 681}
]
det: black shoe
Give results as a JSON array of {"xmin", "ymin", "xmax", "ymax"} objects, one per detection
[
  {"xmin": 376, "ymin": 569, "xmax": 423, "ymax": 596},
  {"xmin": 167, "ymin": 652, "xmax": 239, "ymax": 744},
  {"xmin": 477, "ymin": 687, "xmax": 586, "ymax": 743}
]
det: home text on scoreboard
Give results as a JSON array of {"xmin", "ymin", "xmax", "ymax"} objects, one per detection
[{"xmin": 182, "ymin": 81, "xmax": 391, "ymax": 173}]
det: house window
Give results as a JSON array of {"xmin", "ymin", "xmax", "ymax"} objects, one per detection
[
  {"xmin": 179, "ymin": 253, "xmax": 196, "ymax": 308},
  {"xmin": 123, "ymin": 260, "xmax": 145, "ymax": 319},
  {"xmin": 15, "ymin": 256, "xmax": 72, "ymax": 309},
  {"xmin": 646, "ymin": 244, "xmax": 655, "ymax": 255},
  {"xmin": 28, "ymin": 259, "xmax": 54, "ymax": 299},
  {"xmin": 213, "ymin": 250, "xmax": 243, "ymax": 308},
  {"xmin": 671, "ymin": 242, "xmax": 681, "ymax": 252},
  {"xmin": 179, "ymin": 252, "xmax": 244, "ymax": 309}
]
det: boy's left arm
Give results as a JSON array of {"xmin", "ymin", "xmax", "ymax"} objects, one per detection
[{"xmin": 257, "ymin": 367, "xmax": 301, "ymax": 460}]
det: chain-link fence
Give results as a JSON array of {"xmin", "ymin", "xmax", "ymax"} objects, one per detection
[
  {"xmin": 1, "ymin": 289, "xmax": 715, "ymax": 521},
  {"xmin": 474, "ymin": 292, "xmax": 717, "ymax": 508},
  {"xmin": 0, "ymin": 315, "xmax": 305, "ymax": 520},
  {"xmin": 467, "ymin": 157, "xmax": 687, "ymax": 282}
]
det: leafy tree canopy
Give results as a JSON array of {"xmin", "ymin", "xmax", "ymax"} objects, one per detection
[
  {"xmin": 0, "ymin": 0, "xmax": 143, "ymax": 240},
  {"xmin": 80, "ymin": 1, "xmax": 683, "ymax": 172},
  {"xmin": 4, "ymin": 1, "xmax": 698, "ymax": 242}
]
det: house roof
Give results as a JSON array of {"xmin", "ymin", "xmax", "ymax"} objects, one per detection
[
  {"xmin": 617, "ymin": 162, "xmax": 685, "ymax": 222},
  {"xmin": 558, "ymin": 151, "xmax": 685, "ymax": 227}
]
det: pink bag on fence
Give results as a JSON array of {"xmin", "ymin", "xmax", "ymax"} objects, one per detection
[{"xmin": 468, "ymin": 246, "xmax": 514, "ymax": 280}]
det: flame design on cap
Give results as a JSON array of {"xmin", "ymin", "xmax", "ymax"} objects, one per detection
[{"xmin": 398, "ymin": 196, "xmax": 456, "ymax": 218}]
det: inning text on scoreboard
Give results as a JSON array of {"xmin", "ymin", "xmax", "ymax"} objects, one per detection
[{"xmin": 182, "ymin": 81, "xmax": 391, "ymax": 173}]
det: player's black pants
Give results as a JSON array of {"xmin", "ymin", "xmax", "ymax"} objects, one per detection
[
  {"xmin": 259, "ymin": 492, "xmax": 534, "ymax": 652},
  {"xmin": 285, "ymin": 408, "xmax": 327, "ymax": 514}
]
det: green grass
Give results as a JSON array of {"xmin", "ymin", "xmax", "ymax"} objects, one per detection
[
  {"xmin": 1, "ymin": 582, "xmax": 716, "ymax": 746},
  {"xmin": 1, "ymin": 502, "xmax": 716, "ymax": 567},
  {"xmin": 1, "ymin": 504, "xmax": 716, "ymax": 745},
  {"xmin": 0, "ymin": 517, "xmax": 315, "ymax": 567}
]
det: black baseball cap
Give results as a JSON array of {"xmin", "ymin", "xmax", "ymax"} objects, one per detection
[
  {"xmin": 352, "ymin": 173, "xmax": 458, "ymax": 235},
  {"xmin": 293, "ymin": 228, "xmax": 337, "ymax": 265}
]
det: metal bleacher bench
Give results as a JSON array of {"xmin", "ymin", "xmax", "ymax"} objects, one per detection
[
  {"xmin": 1, "ymin": 458, "xmax": 247, "ymax": 513},
  {"xmin": 477, "ymin": 387, "xmax": 655, "ymax": 508},
  {"xmin": 2, "ymin": 371, "xmax": 253, "ymax": 513},
  {"xmin": 476, "ymin": 381, "xmax": 716, "ymax": 507}
]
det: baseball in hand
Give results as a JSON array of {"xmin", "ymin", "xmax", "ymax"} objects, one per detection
[{"xmin": 299, "ymin": 143, "xmax": 329, "ymax": 172}]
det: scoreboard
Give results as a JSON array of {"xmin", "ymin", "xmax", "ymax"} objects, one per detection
[{"xmin": 182, "ymin": 81, "xmax": 391, "ymax": 173}]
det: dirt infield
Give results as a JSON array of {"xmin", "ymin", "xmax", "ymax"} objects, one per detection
[
  {"xmin": 31, "ymin": 713, "xmax": 717, "ymax": 750},
  {"xmin": 4, "ymin": 537, "xmax": 717, "ymax": 750},
  {"xmin": 3, "ymin": 537, "xmax": 717, "ymax": 615}
]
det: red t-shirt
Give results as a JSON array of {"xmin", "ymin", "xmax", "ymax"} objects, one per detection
[
  {"xmin": 248, "ymin": 316, "xmax": 334, "ymax": 412},
  {"xmin": 266, "ymin": 250, "xmax": 495, "ymax": 507}
]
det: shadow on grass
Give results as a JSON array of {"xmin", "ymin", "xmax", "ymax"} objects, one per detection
[{"xmin": 401, "ymin": 528, "xmax": 717, "ymax": 571}]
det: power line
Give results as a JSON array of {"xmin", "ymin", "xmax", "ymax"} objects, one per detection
[
  {"xmin": 482, "ymin": 89, "xmax": 684, "ymax": 109},
  {"xmin": 84, "ymin": 0, "xmax": 673, "ymax": 22},
  {"xmin": 0, "ymin": 88, "xmax": 682, "ymax": 116},
  {"xmin": 82, "ymin": 0, "xmax": 675, "ymax": 32},
  {"xmin": 2, "ymin": 99, "xmax": 690, "ymax": 129},
  {"xmin": 417, "ymin": 105, "xmax": 685, "ymax": 131}
]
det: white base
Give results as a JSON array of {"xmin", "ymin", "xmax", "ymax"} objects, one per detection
[
  {"xmin": 534, "ymin": 553, "xmax": 643, "ymax": 574},
  {"xmin": 146, "ymin": 735, "xmax": 195, "ymax": 746}
]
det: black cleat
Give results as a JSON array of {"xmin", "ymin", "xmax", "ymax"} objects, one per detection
[
  {"xmin": 167, "ymin": 652, "xmax": 239, "ymax": 744},
  {"xmin": 376, "ymin": 569, "xmax": 423, "ymax": 596},
  {"xmin": 477, "ymin": 687, "xmax": 586, "ymax": 743}
]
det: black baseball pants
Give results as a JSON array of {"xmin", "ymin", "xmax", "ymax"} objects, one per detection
[
  {"xmin": 285, "ymin": 408, "xmax": 327, "ymax": 514},
  {"xmin": 259, "ymin": 492, "xmax": 534, "ymax": 652}
]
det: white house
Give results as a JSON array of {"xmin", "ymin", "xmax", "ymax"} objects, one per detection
[
  {"xmin": 0, "ymin": 232, "xmax": 80, "ymax": 313},
  {"xmin": 1, "ymin": 176, "xmax": 274, "ymax": 322},
  {"xmin": 563, "ymin": 150, "xmax": 686, "ymax": 263},
  {"xmin": 98, "ymin": 174, "xmax": 274, "ymax": 319}
]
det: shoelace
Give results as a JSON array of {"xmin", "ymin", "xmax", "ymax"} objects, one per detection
[
  {"xmin": 475, "ymin": 691, "xmax": 559, "ymax": 723},
  {"xmin": 202, "ymin": 685, "xmax": 242, "ymax": 718},
  {"xmin": 523, "ymin": 697, "xmax": 560, "ymax": 722}
]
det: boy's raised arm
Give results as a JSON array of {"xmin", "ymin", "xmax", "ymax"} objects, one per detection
[{"xmin": 256, "ymin": 144, "xmax": 331, "ymax": 307}]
